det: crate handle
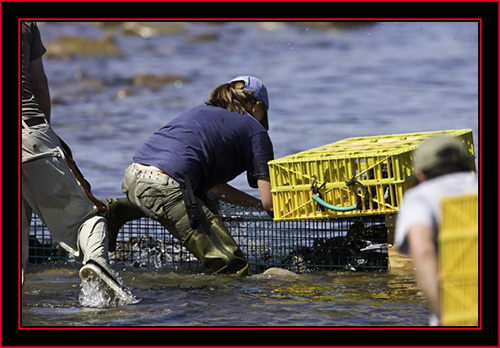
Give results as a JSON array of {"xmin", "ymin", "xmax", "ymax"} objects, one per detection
[
  {"xmin": 311, "ymin": 193, "xmax": 358, "ymax": 212},
  {"xmin": 310, "ymin": 176, "xmax": 358, "ymax": 212}
]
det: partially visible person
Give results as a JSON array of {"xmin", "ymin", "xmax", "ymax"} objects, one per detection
[
  {"xmin": 21, "ymin": 21, "xmax": 135, "ymax": 306},
  {"xmin": 394, "ymin": 135, "xmax": 477, "ymax": 325},
  {"xmin": 108, "ymin": 76, "xmax": 274, "ymax": 276}
]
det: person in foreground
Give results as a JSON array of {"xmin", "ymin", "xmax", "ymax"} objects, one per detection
[
  {"xmin": 21, "ymin": 22, "xmax": 136, "ymax": 306},
  {"xmin": 394, "ymin": 135, "xmax": 477, "ymax": 325},
  {"xmin": 106, "ymin": 76, "xmax": 274, "ymax": 276}
]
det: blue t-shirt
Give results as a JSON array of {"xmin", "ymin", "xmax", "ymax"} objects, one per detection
[{"xmin": 133, "ymin": 104, "xmax": 274, "ymax": 195}]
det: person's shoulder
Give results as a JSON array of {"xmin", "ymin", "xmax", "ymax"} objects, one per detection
[
  {"xmin": 426, "ymin": 172, "xmax": 477, "ymax": 191},
  {"xmin": 448, "ymin": 171, "xmax": 477, "ymax": 184},
  {"xmin": 404, "ymin": 172, "xmax": 477, "ymax": 204}
]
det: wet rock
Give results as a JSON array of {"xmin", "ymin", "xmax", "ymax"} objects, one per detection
[
  {"xmin": 129, "ymin": 73, "xmax": 183, "ymax": 88},
  {"xmin": 187, "ymin": 33, "xmax": 218, "ymax": 43},
  {"xmin": 258, "ymin": 267, "xmax": 299, "ymax": 279},
  {"xmin": 295, "ymin": 21, "xmax": 375, "ymax": 31},
  {"xmin": 93, "ymin": 22, "xmax": 123, "ymax": 30},
  {"xmin": 45, "ymin": 35, "xmax": 123, "ymax": 59},
  {"xmin": 258, "ymin": 21, "xmax": 375, "ymax": 33},
  {"xmin": 122, "ymin": 22, "xmax": 188, "ymax": 38},
  {"xmin": 257, "ymin": 22, "xmax": 288, "ymax": 31}
]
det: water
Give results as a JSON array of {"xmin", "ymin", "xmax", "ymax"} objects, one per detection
[
  {"xmin": 22, "ymin": 21, "xmax": 479, "ymax": 326},
  {"xmin": 22, "ymin": 265, "xmax": 428, "ymax": 326}
]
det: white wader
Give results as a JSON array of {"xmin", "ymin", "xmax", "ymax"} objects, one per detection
[{"xmin": 21, "ymin": 121, "xmax": 110, "ymax": 285}]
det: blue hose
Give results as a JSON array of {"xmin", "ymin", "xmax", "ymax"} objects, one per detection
[{"xmin": 311, "ymin": 194, "xmax": 358, "ymax": 212}]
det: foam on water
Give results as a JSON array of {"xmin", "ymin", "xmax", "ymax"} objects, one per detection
[{"xmin": 78, "ymin": 270, "xmax": 141, "ymax": 308}]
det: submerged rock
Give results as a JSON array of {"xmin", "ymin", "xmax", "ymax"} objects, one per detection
[
  {"xmin": 187, "ymin": 33, "xmax": 218, "ymax": 43},
  {"xmin": 122, "ymin": 22, "xmax": 188, "ymax": 38},
  {"xmin": 258, "ymin": 21, "xmax": 375, "ymax": 32},
  {"xmin": 129, "ymin": 73, "xmax": 183, "ymax": 88},
  {"xmin": 295, "ymin": 21, "xmax": 375, "ymax": 31},
  {"xmin": 45, "ymin": 35, "xmax": 123, "ymax": 59}
]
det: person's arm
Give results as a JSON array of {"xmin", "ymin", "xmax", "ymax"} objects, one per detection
[
  {"xmin": 29, "ymin": 57, "xmax": 51, "ymax": 122},
  {"xmin": 407, "ymin": 224, "xmax": 441, "ymax": 321},
  {"xmin": 257, "ymin": 177, "xmax": 273, "ymax": 217},
  {"xmin": 212, "ymin": 179, "xmax": 274, "ymax": 217},
  {"xmin": 211, "ymin": 183, "xmax": 262, "ymax": 208}
]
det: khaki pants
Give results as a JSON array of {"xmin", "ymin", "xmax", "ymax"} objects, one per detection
[
  {"xmin": 122, "ymin": 163, "xmax": 249, "ymax": 275},
  {"xmin": 21, "ymin": 123, "xmax": 110, "ymax": 285}
]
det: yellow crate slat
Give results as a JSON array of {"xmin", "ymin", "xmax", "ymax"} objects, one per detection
[
  {"xmin": 277, "ymin": 129, "xmax": 474, "ymax": 159},
  {"xmin": 441, "ymin": 277, "xmax": 479, "ymax": 326},
  {"xmin": 269, "ymin": 129, "xmax": 475, "ymax": 221},
  {"xmin": 439, "ymin": 193, "xmax": 479, "ymax": 326}
]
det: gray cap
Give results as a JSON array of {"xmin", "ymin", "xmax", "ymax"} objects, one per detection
[{"xmin": 413, "ymin": 135, "xmax": 469, "ymax": 173}]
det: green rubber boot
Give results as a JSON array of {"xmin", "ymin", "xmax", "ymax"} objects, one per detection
[
  {"xmin": 103, "ymin": 197, "xmax": 147, "ymax": 252},
  {"xmin": 183, "ymin": 215, "xmax": 250, "ymax": 276}
]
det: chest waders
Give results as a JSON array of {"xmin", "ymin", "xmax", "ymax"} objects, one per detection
[
  {"xmin": 181, "ymin": 175, "xmax": 250, "ymax": 276},
  {"xmin": 118, "ymin": 164, "xmax": 250, "ymax": 275}
]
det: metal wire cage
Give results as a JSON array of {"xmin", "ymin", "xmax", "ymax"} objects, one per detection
[{"xmin": 28, "ymin": 204, "xmax": 388, "ymax": 273}]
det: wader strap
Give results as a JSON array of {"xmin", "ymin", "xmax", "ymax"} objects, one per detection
[
  {"xmin": 59, "ymin": 143, "xmax": 106, "ymax": 214},
  {"xmin": 182, "ymin": 175, "xmax": 200, "ymax": 229}
]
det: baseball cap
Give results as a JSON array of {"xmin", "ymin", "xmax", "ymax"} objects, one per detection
[
  {"xmin": 229, "ymin": 75, "xmax": 269, "ymax": 109},
  {"xmin": 413, "ymin": 135, "xmax": 469, "ymax": 173}
]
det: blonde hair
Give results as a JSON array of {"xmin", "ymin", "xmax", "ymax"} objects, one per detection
[{"xmin": 205, "ymin": 80, "xmax": 262, "ymax": 114}]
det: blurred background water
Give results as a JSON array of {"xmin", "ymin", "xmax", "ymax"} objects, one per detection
[{"xmin": 22, "ymin": 21, "xmax": 478, "ymax": 327}]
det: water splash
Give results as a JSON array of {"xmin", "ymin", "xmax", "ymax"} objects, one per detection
[{"xmin": 78, "ymin": 270, "xmax": 141, "ymax": 308}]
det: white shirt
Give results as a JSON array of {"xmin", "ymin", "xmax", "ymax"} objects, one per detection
[{"xmin": 394, "ymin": 172, "xmax": 478, "ymax": 255}]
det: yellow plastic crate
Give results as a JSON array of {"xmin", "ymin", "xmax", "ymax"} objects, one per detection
[
  {"xmin": 268, "ymin": 129, "xmax": 475, "ymax": 221},
  {"xmin": 439, "ymin": 193, "xmax": 479, "ymax": 326}
]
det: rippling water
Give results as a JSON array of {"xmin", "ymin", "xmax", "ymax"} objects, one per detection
[
  {"xmin": 22, "ymin": 265, "xmax": 428, "ymax": 327},
  {"xmin": 22, "ymin": 21, "xmax": 478, "ymax": 327}
]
